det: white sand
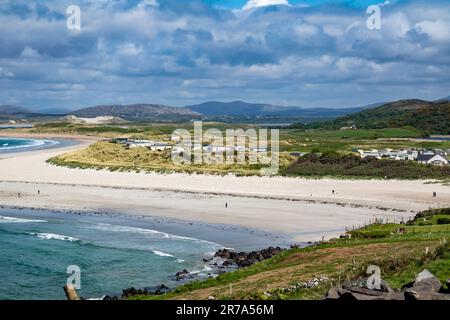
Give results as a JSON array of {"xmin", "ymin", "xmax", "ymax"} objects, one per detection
[{"xmin": 0, "ymin": 136, "xmax": 449, "ymax": 242}]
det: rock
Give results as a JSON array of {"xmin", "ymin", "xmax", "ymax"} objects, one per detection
[
  {"xmin": 176, "ymin": 269, "xmax": 190, "ymax": 280},
  {"xmin": 325, "ymin": 287, "xmax": 340, "ymax": 299},
  {"xmin": 405, "ymin": 289, "xmax": 450, "ymax": 301},
  {"xmin": 325, "ymin": 269, "xmax": 449, "ymax": 301},
  {"xmin": 214, "ymin": 246, "xmax": 285, "ymax": 268},
  {"xmin": 120, "ymin": 284, "xmax": 171, "ymax": 299},
  {"xmin": 412, "ymin": 269, "xmax": 442, "ymax": 292}
]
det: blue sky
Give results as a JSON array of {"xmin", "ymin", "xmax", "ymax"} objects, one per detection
[{"xmin": 0, "ymin": 0, "xmax": 449, "ymax": 111}]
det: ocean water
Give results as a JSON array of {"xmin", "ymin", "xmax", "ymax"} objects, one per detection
[
  {"xmin": 0, "ymin": 138, "xmax": 60, "ymax": 153},
  {"xmin": 0, "ymin": 208, "xmax": 288, "ymax": 300}
]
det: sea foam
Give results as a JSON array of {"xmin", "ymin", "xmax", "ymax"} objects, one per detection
[
  {"xmin": 152, "ymin": 250, "xmax": 175, "ymax": 258},
  {"xmin": 0, "ymin": 216, "xmax": 47, "ymax": 223},
  {"xmin": 30, "ymin": 233, "xmax": 79, "ymax": 242},
  {"xmin": 87, "ymin": 223, "xmax": 223, "ymax": 247}
]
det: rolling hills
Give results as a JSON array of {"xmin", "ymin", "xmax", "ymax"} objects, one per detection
[
  {"xmin": 185, "ymin": 100, "xmax": 370, "ymax": 117},
  {"xmin": 71, "ymin": 104, "xmax": 201, "ymax": 122},
  {"xmin": 292, "ymin": 99, "xmax": 450, "ymax": 135}
]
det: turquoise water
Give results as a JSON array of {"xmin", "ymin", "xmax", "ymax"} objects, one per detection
[
  {"xmin": 0, "ymin": 209, "xmax": 287, "ymax": 300},
  {"xmin": 0, "ymin": 138, "xmax": 59, "ymax": 153}
]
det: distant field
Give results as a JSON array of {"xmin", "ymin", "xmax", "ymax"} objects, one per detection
[{"xmin": 14, "ymin": 122, "xmax": 450, "ymax": 154}]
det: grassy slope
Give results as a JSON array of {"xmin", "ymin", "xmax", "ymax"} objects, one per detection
[
  {"xmin": 292, "ymin": 100, "xmax": 450, "ymax": 135},
  {"xmin": 131, "ymin": 210, "xmax": 450, "ymax": 300}
]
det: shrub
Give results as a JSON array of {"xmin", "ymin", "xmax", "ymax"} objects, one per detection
[
  {"xmin": 350, "ymin": 230, "xmax": 390, "ymax": 239},
  {"xmin": 437, "ymin": 218, "xmax": 450, "ymax": 225}
]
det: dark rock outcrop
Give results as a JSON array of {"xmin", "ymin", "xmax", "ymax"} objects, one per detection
[
  {"xmin": 176, "ymin": 269, "xmax": 190, "ymax": 281},
  {"xmin": 326, "ymin": 269, "xmax": 450, "ymax": 301},
  {"xmin": 116, "ymin": 284, "xmax": 171, "ymax": 299},
  {"xmin": 214, "ymin": 247, "xmax": 284, "ymax": 268}
]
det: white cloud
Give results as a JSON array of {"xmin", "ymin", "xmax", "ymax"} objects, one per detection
[
  {"xmin": 243, "ymin": 0, "xmax": 290, "ymax": 10},
  {"xmin": 20, "ymin": 47, "xmax": 40, "ymax": 58},
  {"xmin": 0, "ymin": 67, "xmax": 14, "ymax": 78},
  {"xmin": 415, "ymin": 19, "xmax": 450, "ymax": 42}
]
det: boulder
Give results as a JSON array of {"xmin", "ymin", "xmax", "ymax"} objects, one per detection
[
  {"xmin": 412, "ymin": 269, "xmax": 442, "ymax": 292},
  {"xmin": 325, "ymin": 270, "xmax": 449, "ymax": 301}
]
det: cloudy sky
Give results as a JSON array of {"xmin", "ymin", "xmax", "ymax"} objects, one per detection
[{"xmin": 0, "ymin": 0, "xmax": 449, "ymax": 111}]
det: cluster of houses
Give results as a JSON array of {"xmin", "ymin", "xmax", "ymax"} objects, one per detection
[
  {"xmin": 358, "ymin": 148, "xmax": 450, "ymax": 166},
  {"xmin": 114, "ymin": 138, "xmax": 172, "ymax": 151},
  {"xmin": 113, "ymin": 138, "xmax": 268, "ymax": 154}
]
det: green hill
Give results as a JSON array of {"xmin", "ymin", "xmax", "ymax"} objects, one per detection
[{"xmin": 292, "ymin": 99, "xmax": 450, "ymax": 135}]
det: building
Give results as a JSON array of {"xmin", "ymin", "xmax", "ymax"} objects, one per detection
[
  {"xmin": 359, "ymin": 148, "xmax": 418, "ymax": 161},
  {"xmin": 149, "ymin": 143, "xmax": 172, "ymax": 151},
  {"xmin": 340, "ymin": 125, "xmax": 357, "ymax": 131},
  {"xmin": 417, "ymin": 154, "xmax": 449, "ymax": 166},
  {"xmin": 127, "ymin": 140, "xmax": 155, "ymax": 148}
]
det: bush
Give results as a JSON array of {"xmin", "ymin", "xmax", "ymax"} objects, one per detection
[
  {"xmin": 282, "ymin": 153, "xmax": 450, "ymax": 179},
  {"xmin": 437, "ymin": 218, "xmax": 450, "ymax": 225},
  {"xmin": 350, "ymin": 230, "xmax": 390, "ymax": 239}
]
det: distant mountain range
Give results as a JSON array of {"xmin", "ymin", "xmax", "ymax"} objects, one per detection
[
  {"xmin": 71, "ymin": 104, "xmax": 201, "ymax": 122},
  {"xmin": 0, "ymin": 105, "xmax": 33, "ymax": 115},
  {"xmin": 184, "ymin": 100, "xmax": 377, "ymax": 118},
  {"xmin": 1, "ymin": 96, "xmax": 448, "ymax": 128},
  {"xmin": 435, "ymin": 96, "xmax": 450, "ymax": 102},
  {"xmin": 293, "ymin": 99, "xmax": 450, "ymax": 135}
]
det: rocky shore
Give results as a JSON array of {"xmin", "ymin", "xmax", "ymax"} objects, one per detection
[{"xmin": 108, "ymin": 246, "xmax": 287, "ymax": 299}]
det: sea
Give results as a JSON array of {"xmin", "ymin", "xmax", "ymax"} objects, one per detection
[
  {"xmin": 0, "ymin": 208, "xmax": 289, "ymax": 300},
  {"xmin": 0, "ymin": 137, "xmax": 291, "ymax": 300},
  {"xmin": 0, "ymin": 137, "xmax": 63, "ymax": 153}
]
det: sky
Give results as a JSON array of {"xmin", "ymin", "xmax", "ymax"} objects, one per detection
[{"xmin": 0, "ymin": 0, "xmax": 449, "ymax": 111}]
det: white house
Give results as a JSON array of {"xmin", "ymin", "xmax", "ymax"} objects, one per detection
[
  {"xmin": 149, "ymin": 143, "xmax": 172, "ymax": 151},
  {"xmin": 127, "ymin": 140, "xmax": 155, "ymax": 148},
  {"xmin": 417, "ymin": 154, "xmax": 449, "ymax": 166}
]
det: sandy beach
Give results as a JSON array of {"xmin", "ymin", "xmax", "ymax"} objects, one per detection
[{"xmin": 0, "ymin": 135, "xmax": 449, "ymax": 242}]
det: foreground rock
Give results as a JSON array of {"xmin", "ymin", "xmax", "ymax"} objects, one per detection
[{"xmin": 326, "ymin": 269, "xmax": 450, "ymax": 300}]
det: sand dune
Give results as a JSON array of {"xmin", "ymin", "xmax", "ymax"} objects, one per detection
[{"xmin": 0, "ymin": 136, "xmax": 449, "ymax": 242}]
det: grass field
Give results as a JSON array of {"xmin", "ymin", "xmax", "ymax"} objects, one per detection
[
  {"xmin": 21, "ymin": 122, "xmax": 449, "ymax": 152},
  {"xmin": 129, "ymin": 208, "xmax": 450, "ymax": 300}
]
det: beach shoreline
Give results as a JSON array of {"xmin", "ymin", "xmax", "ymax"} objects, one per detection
[{"xmin": 0, "ymin": 134, "xmax": 449, "ymax": 242}]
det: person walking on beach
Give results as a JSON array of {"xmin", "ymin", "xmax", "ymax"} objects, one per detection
[
  {"xmin": 433, "ymin": 192, "xmax": 437, "ymax": 197},
  {"xmin": 18, "ymin": 192, "xmax": 21, "ymax": 198},
  {"xmin": 225, "ymin": 203, "xmax": 228, "ymax": 208},
  {"xmin": 332, "ymin": 190, "xmax": 335, "ymax": 195},
  {"xmin": 38, "ymin": 190, "xmax": 40, "ymax": 195}
]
